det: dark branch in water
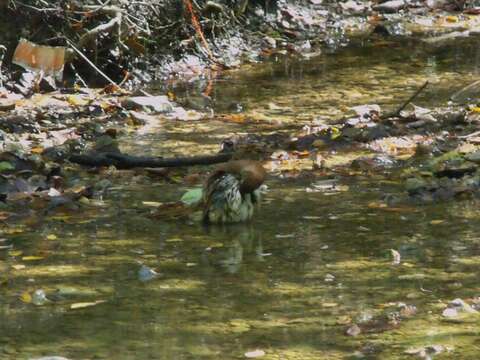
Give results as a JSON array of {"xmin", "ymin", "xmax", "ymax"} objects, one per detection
[
  {"xmin": 69, "ymin": 152, "xmax": 233, "ymax": 169},
  {"xmin": 383, "ymin": 80, "xmax": 430, "ymax": 119}
]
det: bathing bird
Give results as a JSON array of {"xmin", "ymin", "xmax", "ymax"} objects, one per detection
[{"xmin": 203, "ymin": 160, "xmax": 266, "ymax": 224}]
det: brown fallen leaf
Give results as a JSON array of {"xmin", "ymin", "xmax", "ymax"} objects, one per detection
[
  {"xmin": 13, "ymin": 38, "xmax": 66, "ymax": 77},
  {"xmin": 218, "ymin": 114, "xmax": 247, "ymax": 123}
]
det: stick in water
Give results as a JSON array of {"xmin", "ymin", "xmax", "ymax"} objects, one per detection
[{"xmin": 383, "ymin": 80, "xmax": 430, "ymax": 119}]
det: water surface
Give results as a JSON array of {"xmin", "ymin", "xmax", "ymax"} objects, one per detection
[{"xmin": 3, "ymin": 38, "xmax": 480, "ymax": 359}]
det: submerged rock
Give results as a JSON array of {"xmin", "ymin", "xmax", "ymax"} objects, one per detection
[
  {"xmin": 405, "ymin": 177, "xmax": 429, "ymax": 194},
  {"xmin": 464, "ymin": 151, "xmax": 480, "ymax": 163},
  {"xmin": 373, "ymin": 0, "xmax": 407, "ymax": 13},
  {"xmin": 346, "ymin": 324, "xmax": 361, "ymax": 336},
  {"xmin": 122, "ymin": 96, "xmax": 174, "ymax": 113}
]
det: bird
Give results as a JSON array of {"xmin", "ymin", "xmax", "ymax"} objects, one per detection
[{"xmin": 202, "ymin": 160, "xmax": 266, "ymax": 224}]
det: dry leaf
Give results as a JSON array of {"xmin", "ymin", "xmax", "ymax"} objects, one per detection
[
  {"xmin": 70, "ymin": 300, "xmax": 106, "ymax": 309},
  {"xmin": 13, "ymin": 38, "xmax": 66, "ymax": 78},
  {"xmin": 244, "ymin": 350, "xmax": 265, "ymax": 358},
  {"xmin": 66, "ymin": 94, "xmax": 90, "ymax": 106},
  {"xmin": 20, "ymin": 291, "xmax": 32, "ymax": 303},
  {"xmin": 22, "ymin": 256, "xmax": 44, "ymax": 261},
  {"xmin": 390, "ymin": 249, "xmax": 401, "ymax": 265}
]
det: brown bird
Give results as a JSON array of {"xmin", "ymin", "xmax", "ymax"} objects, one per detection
[{"xmin": 203, "ymin": 160, "xmax": 266, "ymax": 224}]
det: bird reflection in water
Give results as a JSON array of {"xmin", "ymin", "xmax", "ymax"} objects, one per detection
[{"xmin": 202, "ymin": 225, "xmax": 267, "ymax": 274}]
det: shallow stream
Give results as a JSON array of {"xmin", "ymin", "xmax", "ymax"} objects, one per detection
[{"xmin": 3, "ymin": 38, "xmax": 480, "ymax": 359}]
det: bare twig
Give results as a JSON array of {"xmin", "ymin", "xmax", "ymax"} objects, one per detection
[
  {"xmin": 10, "ymin": 0, "xmax": 57, "ymax": 12},
  {"xmin": 90, "ymin": 0, "xmax": 112, "ymax": 13},
  {"xmin": 451, "ymin": 79, "xmax": 480, "ymax": 103},
  {"xmin": 0, "ymin": 45, "xmax": 6, "ymax": 87},
  {"xmin": 77, "ymin": 10, "xmax": 122, "ymax": 48},
  {"xmin": 382, "ymin": 81, "xmax": 430, "ymax": 120},
  {"xmin": 82, "ymin": 5, "xmax": 123, "ymax": 15},
  {"xmin": 458, "ymin": 130, "xmax": 480, "ymax": 139},
  {"xmin": 65, "ymin": 39, "xmax": 120, "ymax": 88},
  {"xmin": 183, "ymin": 0, "xmax": 215, "ymax": 61}
]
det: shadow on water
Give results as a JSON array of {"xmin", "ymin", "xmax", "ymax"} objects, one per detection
[{"xmin": 3, "ymin": 39, "xmax": 480, "ymax": 359}]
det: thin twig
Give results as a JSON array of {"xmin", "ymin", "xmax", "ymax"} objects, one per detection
[
  {"xmin": 65, "ymin": 39, "xmax": 120, "ymax": 88},
  {"xmin": 68, "ymin": 63, "xmax": 88, "ymax": 88},
  {"xmin": 458, "ymin": 130, "xmax": 480, "ymax": 139},
  {"xmin": 183, "ymin": 0, "xmax": 215, "ymax": 61},
  {"xmin": 10, "ymin": 0, "xmax": 57, "ymax": 12},
  {"xmin": 0, "ymin": 45, "xmax": 6, "ymax": 87},
  {"xmin": 90, "ymin": 0, "xmax": 113, "ymax": 13},
  {"xmin": 77, "ymin": 11, "xmax": 122, "ymax": 48},
  {"xmin": 382, "ymin": 80, "xmax": 430, "ymax": 120},
  {"xmin": 451, "ymin": 79, "xmax": 480, "ymax": 103}
]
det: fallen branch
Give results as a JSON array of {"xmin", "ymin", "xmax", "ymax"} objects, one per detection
[
  {"xmin": 451, "ymin": 79, "xmax": 480, "ymax": 103},
  {"xmin": 77, "ymin": 9, "xmax": 122, "ymax": 48},
  {"xmin": 70, "ymin": 152, "xmax": 233, "ymax": 169},
  {"xmin": 65, "ymin": 39, "xmax": 120, "ymax": 89},
  {"xmin": 457, "ymin": 129, "xmax": 480, "ymax": 139},
  {"xmin": 183, "ymin": 0, "xmax": 214, "ymax": 61},
  {"xmin": 0, "ymin": 45, "xmax": 6, "ymax": 87},
  {"xmin": 382, "ymin": 81, "xmax": 429, "ymax": 120}
]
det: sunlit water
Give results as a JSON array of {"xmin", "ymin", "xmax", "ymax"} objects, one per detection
[{"xmin": 3, "ymin": 38, "xmax": 480, "ymax": 359}]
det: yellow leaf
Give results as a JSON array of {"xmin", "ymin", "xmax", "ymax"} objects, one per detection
[
  {"xmin": 208, "ymin": 242, "xmax": 224, "ymax": 248},
  {"xmin": 166, "ymin": 237, "xmax": 183, "ymax": 243},
  {"xmin": 446, "ymin": 15, "xmax": 458, "ymax": 23},
  {"xmin": 78, "ymin": 197, "xmax": 90, "ymax": 205},
  {"xmin": 167, "ymin": 91, "xmax": 176, "ymax": 101},
  {"xmin": 322, "ymin": 302, "xmax": 338, "ymax": 308},
  {"xmin": 66, "ymin": 94, "xmax": 90, "ymax": 106},
  {"xmin": 220, "ymin": 114, "xmax": 247, "ymax": 123},
  {"xmin": 9, "ymin": 250, "xmax": 23, "ymax": 257},
  {"xmin": 330, "ymin": 127, "xmax": 342, "ymax": 140},
  {"xmin": 142, "ymin": 201, "xmax": 162, "ymax": 207},
  {"xmin": 70, "ymin": 300, "xmax": 106, "ymax": 309},
  {"xmin": 471, "ymin": 107, "xmax": 480, "ymax": 113},
  {"xmin": 22, "ymin": 256, "xmax": 44, "ymax": 261},
  {"xmin": 12, "ymin": 264, "xmax": 26, "ymax": 270},
  {"xmin": 46, "ymin": 234, "xmax": 57, "ymax": 241},
  {"xmin": 99, "ymin": 101, "xmax": 115, "ymax": 111},
  {"xmin": 368, "ymin": 201, "xmax": 387, "ymax": 209},
  {"xmin": 20, "ymin": 291, "xmax": 32, "ymax": 303},
  {"xmin": 430, "ymin": 220, "xmax": 444, "ymax": 225},
  {"xmin": 4, "ymin": 228, "xmax": 24, "ymax": 234},
  {"xmin": 31, "ymin": 147, "xmax": 44, "ymax": 154},
  {"xmin": 292, "ymin": 150, "xmax": 310, "ymax": 158}
]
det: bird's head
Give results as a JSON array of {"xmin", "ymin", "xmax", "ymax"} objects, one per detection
[{"xmin": 214, "ymin": 160, "xmax": 266, "ymax": 195}]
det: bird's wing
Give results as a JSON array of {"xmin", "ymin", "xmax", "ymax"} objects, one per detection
[{"xmin": 203, "ymin": 172, "xmax": 242, "ymax": 222}]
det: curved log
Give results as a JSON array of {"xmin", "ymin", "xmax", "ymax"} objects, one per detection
[{"xmin": 69, "ymin": 152, "xmax": 233, "ymax": 169}]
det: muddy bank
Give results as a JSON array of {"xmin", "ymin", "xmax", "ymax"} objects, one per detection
[{"xmin": 3, "ymin": 0, "xmax": 480, "ymax": 85}]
